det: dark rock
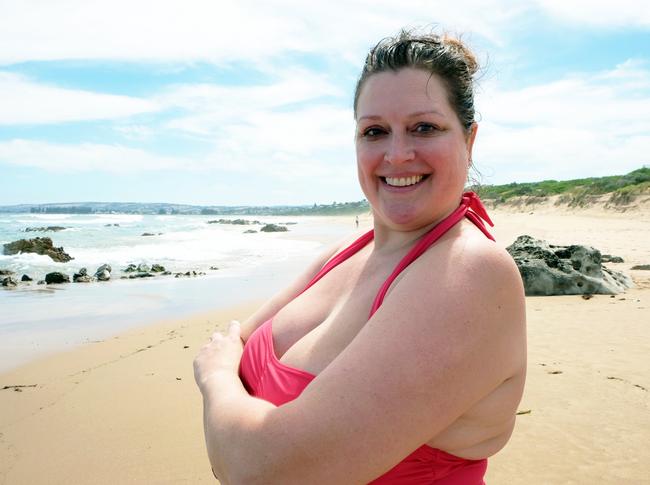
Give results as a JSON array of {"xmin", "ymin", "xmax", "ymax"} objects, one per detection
[
  {"xmin": 602, "ymin": 254, "xmax": 624, "ymax": 263},
  {"xmin": 209, "ymin": 266, "xmax": 219, "ymax": 270},
  {"xmin": 0, "ymin": 269, "xmax": 14, "ymax": 276},
  {"xmin": 21, "ymin": 274, "xmax": 32, "ymax": 282},
  {"xmin": 104, "ymin": 223, "xmax": 120, "ymax": 227},
  {"xmin": 128, "ymin": 273, "xmax": 154, "ymax": 279},
  {"xmin": 207, "ymin": 219, "xmax": 262, "ymax": 225},
  {"xmin": 96, "ymin": 264, "xmax": 111, "ymax": 273},
  {"xmin": 37, "ymin": 280, "xmax": 45, "ymax": 285},
  {"xmin": 3, "ymin": 237, "xmax": 73, "ymax": 262},
  {"xmin": 124, "ymin": 264, "xmax": 137, "ymax": 273},
  {"xmin": 1, "ymin": 276, "xmax": 18, "ymax": 287},
  {"xmin": 73, "ymin": 268, "xmax": 93, "ymax": 283},
  {"xmin": 243, "ymin": 230, "xmax": 257, "ymax": 234},
  {"xmin": 95, "ymin": 264, "xmax": 111, "ymax": 281},
  {"xmin": 136, "ymin": 263, "xmax": 150, "ymax": 273},
  {"xmin": 24, "ymin": 226, "xmax": 67, "ymax": 232},
  {"xmin": 141, "ymin": 233, "xmax": 155, "ymax": 236},
  {"xmin": 631, "ymin": 264, "xmax": 650, "ymax": 270},
  {"xmin": 45, "ymin": 272, "xmax": 70, "ymax": 284},
  {"xmin": 151, "ymin": 264, "xmax": 165, "ymax": 273},
  {"xmin": 260, "ymin": 224, "xmax": 288, "ymax": 233},
  {"xmin": 506, "ymin": 235, "xmax": 633, "ymax": 296},
  {"xmin": 162, "ymin": 271, "xmax": 171, "ymax": 275}
]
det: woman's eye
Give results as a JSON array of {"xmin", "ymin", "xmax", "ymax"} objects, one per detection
[
  {"xmin": 362, "ymin": 127, "xmax": 386, "ymax": 138},
  {"xmin": 414, "ymin": 123, "xmax": 438, "ymax": 134}
]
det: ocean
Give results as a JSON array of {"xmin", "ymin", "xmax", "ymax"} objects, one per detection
[{"xmin": 0, "ymin": 213, "xmax": 356, "ymax": 371}]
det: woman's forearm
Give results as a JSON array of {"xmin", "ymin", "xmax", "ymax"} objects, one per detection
[{"xmin": 201, "ymin": 370, "xmax": 281, "ymax": 484}]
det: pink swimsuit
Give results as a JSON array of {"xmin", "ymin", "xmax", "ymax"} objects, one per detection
[{"xmin": 239, "ymin": 192, "xmax": 495, "ymax": 484}]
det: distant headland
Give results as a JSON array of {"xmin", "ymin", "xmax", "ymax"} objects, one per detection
[{"xmin": 1, "ymin": 167, "xmax": 647, "ymax": 215}]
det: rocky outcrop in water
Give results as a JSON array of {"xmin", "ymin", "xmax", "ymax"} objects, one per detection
[
  {"xmin": 24, "ymin": 226, "xmax": 67, "ymax": 232},
  {"xmin": 95, "ymin": 264, "xmax": 111, "ymax": 281},
  {"xmin": 73, "ymin": 268, "xmax": 93, "ymax": 283},
  {"xmin": 3, "ymin": 237, "xmax": 73, "ymax": 262},
  {"xmin": 506, "ymin": 235, "xmax": 633, "ymax": 296},
  {"xmin": 45, "ymin": 272, "xmax": 70, "ymax": 284},
  {"xmin": 1, "ymin": 276, "xmax": 18, "ymax": 287},
  {"xmin": 207, "ymin": 219, "xmax": 262, "ymax": 225},
  {"xmin": 260, "ymin": 224, "xmax": 288, "ymax": 233},
  {"xmin": 21, "ymin": 274, "xmax": 32, "ymax": 282}
]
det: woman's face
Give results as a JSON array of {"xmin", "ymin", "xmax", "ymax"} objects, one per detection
[{"xmin": 355, "ymin": 68, "xmax": 477, "ymax": 231}]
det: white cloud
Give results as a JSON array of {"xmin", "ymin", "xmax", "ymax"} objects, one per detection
[
  {"xmin": 535, "ymin": 0, "xmax": 650, "ymax": 28},
  {"xmin": 0, "ymin": 139, "xmax": 193, "ymax": 173},
  {"xmin": 0, "ymin": 0, "xmax": 526, "ymax": 66},
  {"xmin": 161, "ymin": 68, "xmax": 344, "ymax": 136},
  {"xmin": 474, "ymin": 60, "xmax": 650, "ymax": 182},
  {"xmin": 0, "ymin": 72, "xmax": 159, "ymax": 124}
]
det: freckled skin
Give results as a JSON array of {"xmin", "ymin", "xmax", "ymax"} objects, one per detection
[{"xmin": 355, "ymin": 68, "xmax": 477, "ymax": 232}]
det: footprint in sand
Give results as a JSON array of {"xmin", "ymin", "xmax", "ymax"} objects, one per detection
[{"xmin": 606, "ymin": 376, "xmax": 648, "ymax": 391}]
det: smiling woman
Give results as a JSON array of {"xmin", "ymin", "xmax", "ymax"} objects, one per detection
[{"xmin": 194, "ymin": 29, "xmax": 526, "ymax": 484}]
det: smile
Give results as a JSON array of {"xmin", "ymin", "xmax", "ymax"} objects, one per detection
[{"xmin": 381, "ymin": 175, "xmax": 429, "ymax": 187}]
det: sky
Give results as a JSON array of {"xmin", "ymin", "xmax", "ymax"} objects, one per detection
[{"xmin": 0, "ymin": 0, "xmax": 649, "ymax": 206}]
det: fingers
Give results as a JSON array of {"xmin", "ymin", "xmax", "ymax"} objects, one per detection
[
  {"xmin": 228, "ymin": 320, "xmax": 241, "ymax": 339},
  {"xmin": 207, "ymin": 320, "xmax": 240, "ymax": 344}
]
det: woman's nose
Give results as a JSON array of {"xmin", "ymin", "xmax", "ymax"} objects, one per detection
[{"xmin": 384, "ymin": 133, "xmax": 415, "ymax": 164}]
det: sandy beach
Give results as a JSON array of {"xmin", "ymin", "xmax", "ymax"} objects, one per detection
[{"xmin": 1, "ymin": 206, "xmax": 649, "ymax": 484}]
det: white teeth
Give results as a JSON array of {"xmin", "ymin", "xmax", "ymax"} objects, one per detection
[{"xmin": 385, "ymin": 175, "xmax": 424, "ymax": 187}]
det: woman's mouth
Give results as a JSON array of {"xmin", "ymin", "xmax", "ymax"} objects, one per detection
[{"xmin": 381, "ymin": 174, "xmax": 429, "ymax": 187}]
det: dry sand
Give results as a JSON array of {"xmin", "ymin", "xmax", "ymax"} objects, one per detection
[{"xmin": 1, "ymin": 207, "xmax": 649, "ymax": 484}]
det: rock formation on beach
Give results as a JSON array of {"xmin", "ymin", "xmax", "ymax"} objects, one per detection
[
  {"xmin": 95, "ymin": 264, "xmax": 111, "ymax": 281},
  {"xmin": 260, "ymin": 223, "xmax": 288, "ymax": 232},
  {"xmin": 3, "ymin": 237, "xmax": 73, "ymax": 262},
  {"xmin": 506, "ymin": 235, "xmax": 633, "ymax": 296},
  {"xmin": 1, "ymin": 276, "xmax": 18, "ymax": 287},
  {"xmin": 73, "ymin": 268, "xmax": 93, "ymax": 283},
  {"xmin": 45, "ymin": 272, "xmax": 70, "ymax": 284}
]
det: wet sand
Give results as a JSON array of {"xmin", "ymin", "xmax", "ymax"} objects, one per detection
[{"xmin": 1, "ymin": 207, "xmax": 649, "ymax": 484}]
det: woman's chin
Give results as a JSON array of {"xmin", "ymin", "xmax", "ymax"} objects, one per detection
[{"xmin": 376, "ymin": 202, "xmax": 423, "ymax": 229}]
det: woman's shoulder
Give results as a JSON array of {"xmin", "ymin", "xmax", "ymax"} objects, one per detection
[{"xmin": 390, "ymin": 222, "xmax": 525, "ymax": 338}]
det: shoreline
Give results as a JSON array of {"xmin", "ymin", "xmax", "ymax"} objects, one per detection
[{"xmin": 0, "ymin": 214, "xmax": 368, "ymax": 373}]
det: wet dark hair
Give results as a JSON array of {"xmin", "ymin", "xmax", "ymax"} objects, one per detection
[{"xmin": 353, "ymin": 29, "xmax": 479, "ymax": 133}]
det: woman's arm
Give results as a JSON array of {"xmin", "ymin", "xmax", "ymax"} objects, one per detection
[{"xmin": 195, "ymin": 240, "xmax": 526, "ymax": 484}]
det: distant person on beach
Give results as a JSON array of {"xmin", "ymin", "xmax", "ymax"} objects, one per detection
[
  {"xmin": 355, "ymin": 215, "xmax": 359, "ymax": 228},
  {"xmin": 195, "ymin": 29, "xmax": 526, "ymax": 484}
]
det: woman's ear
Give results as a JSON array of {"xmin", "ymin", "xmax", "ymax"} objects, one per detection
[{"xmin": 466, "ymin": 122, "xmax": 478, "ymax": 167}]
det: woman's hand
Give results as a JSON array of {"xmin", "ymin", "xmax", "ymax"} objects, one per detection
[{"xmin": 194, "ymin": 320, "xmax": 244, "ymax": 393}]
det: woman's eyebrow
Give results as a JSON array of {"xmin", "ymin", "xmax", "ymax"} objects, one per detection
[{"xmin": 358, "ymin": 110, "xmax": 444, "ymax": 123}]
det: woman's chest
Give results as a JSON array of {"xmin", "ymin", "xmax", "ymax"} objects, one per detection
[{"xmin": 271, "ymin": 261, "xmax": 392, "ymax": 375}]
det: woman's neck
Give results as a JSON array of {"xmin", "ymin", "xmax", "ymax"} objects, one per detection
[{"xmin": 370, "ymin": 197, "xmax": 464, "ymax": 256}]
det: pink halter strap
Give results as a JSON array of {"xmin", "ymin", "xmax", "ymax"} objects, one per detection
[{"xmin": 299, "ymin": 192, "xmax": 495, "ymax": 317}]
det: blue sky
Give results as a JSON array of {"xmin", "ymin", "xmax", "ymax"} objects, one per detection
[{"xmin": 0, "ymin": 1, "xmax": 649, "ymax": 206}]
